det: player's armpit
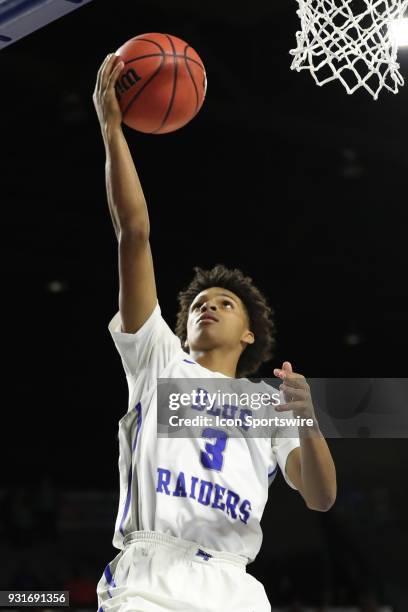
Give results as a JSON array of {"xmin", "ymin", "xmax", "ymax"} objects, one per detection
[
  {"xmin": 285, "ymin": 447, "xmax": 306, "ymax": 497},
  {"xmin": 118, "ymin": 229, "xmax": 157, "ymax": 334}
]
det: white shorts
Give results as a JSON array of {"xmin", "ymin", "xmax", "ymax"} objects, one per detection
[{"xmin": 97, "ymin": 530, "xmax": 271, "ymax": 612}]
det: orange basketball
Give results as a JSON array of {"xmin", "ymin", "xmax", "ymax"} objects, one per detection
[{"xmin": 114, "ymin": 33, "xmax": 207, "ymax": 134}]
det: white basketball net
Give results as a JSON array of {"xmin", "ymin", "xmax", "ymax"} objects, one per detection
[{"xmin": 290, "ymin": 0, "xmax": 408, "ymax": 99}]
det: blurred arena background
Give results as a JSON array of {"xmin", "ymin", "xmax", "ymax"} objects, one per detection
[{"xmin": 1, "ymin": 0, "xmax": 408, "ymax": 610}]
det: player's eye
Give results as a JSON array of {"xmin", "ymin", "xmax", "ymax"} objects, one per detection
[{"xmin": 192, "ymin": 299, "xmax": 232, "ymax": 309}]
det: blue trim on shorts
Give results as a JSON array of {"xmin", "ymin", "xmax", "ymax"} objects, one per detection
[
  {"xmin": 196, "ymin": 548, "xmax": 213, "ymax": 561},
  {"xmin": 104, "ymin": 562, "xmax": 116, "ymax": 598}
]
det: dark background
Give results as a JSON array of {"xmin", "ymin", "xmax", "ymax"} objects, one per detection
[{"xmin": 1, "ymin": 0, "xmax": 408, "ymax": 610}]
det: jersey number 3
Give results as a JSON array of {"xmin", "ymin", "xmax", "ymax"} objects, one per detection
[{"xmin": 200, "ymin": 427, "xmax": 227, "ymax": 471}]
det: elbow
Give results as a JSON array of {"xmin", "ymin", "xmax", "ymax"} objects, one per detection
[
  {"xmin": 119, "ymin": 223, "xmax": 150, "ymax": 243},
  {"xmin": 306, "ymin": 494, "xmax": 336, "ymax": 512}
]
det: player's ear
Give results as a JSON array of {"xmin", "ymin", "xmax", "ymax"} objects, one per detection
[
  {"xmin": 242, "ymin": 330, "xmax": 255, "ymax": 345},
  {"xmin": 184, "ymin": 339, "xmax": 189, "ymax": 349}
]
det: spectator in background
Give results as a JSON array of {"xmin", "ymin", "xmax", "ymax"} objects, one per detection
[
  {"xmin": 9, "ymin": 557, "xmax": 43, "ymax": 590},
  {"xmin": 317, "ymin": 489, "xmax": 385, "ymax": 606},
  {"xmin": 359, "ymin": 590, "xmax": 381, "ymax": 612},
  {"xmin": 41, "ymin": 567, "xmax": 65, "ymax": 592},
  {"xmin": 2, "ymin": 485, "xmax": 35, "ymax": 547},
  {"xmin": 34, "ymin": 473, "xmax": 59, "ymax": 541},
  {"xmin": 63, "ymin": 562, "xmax": 97, "ymax": 608}
]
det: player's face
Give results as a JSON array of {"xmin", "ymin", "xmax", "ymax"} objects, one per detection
[{"xmin": 185, "ymin": 287, "xmax": 254, "ymax": 353}]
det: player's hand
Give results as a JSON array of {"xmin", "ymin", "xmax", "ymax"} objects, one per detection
[
  {"xmin": 273, "ymin": 361, "xmax": 315, "ymax": 419},
  {"xmin": 93, "ymin": 53, "xmax": 124, "ymax": 131}
]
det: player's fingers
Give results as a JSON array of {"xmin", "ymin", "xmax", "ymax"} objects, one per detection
[
  {"xmin": 280, "ymin": 385, "xmax": 307, "ymax": 401},
  {"xmin": 280, "ymin": 376, "xmax": 307, "ymax": 390},
  {"xmin": 274, "ymin": 366, "xmax": 298, "ymax": 379},
  {"xmin": 94, "ymin": 54, "xmax": 111, "ymax": 100},
  {"xmin": 106, "ymin": 58, "xmax": 124, "ymax": 90},
  {"xmin": 99, "ymin": 53, "xmax": 120, "ymax": 92},
  {"xmin": 95, "ymin": 53, "xmax": 114, "ymax": 92}
]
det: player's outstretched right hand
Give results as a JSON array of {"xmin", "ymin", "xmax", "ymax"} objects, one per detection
[{"xmin": 93, "ymin": 53, "xmax": 124, "ymax": 131}]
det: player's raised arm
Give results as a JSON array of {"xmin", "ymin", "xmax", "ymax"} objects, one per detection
[{"xmin": 93, "ymin": 53, "xmax": 157, "ymax": 334}]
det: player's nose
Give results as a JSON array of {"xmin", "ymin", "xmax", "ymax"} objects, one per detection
[{"xmin": 200, "ymin": 301, "xmax": 217, "ymax": 313}]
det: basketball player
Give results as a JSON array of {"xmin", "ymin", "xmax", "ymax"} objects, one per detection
[{"xmin": 93, "ymin": 53, "xmax": 337, "ymax": 612}]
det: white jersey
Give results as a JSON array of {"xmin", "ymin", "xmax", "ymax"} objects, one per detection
[{"xmin": 108, "ymin": 300, "xmax": 300, "ymax": 563}]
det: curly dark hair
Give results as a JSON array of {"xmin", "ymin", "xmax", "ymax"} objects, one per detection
[{"xmin": 175, "ymin": 264, "xmax": 276, "ymax": 378}]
